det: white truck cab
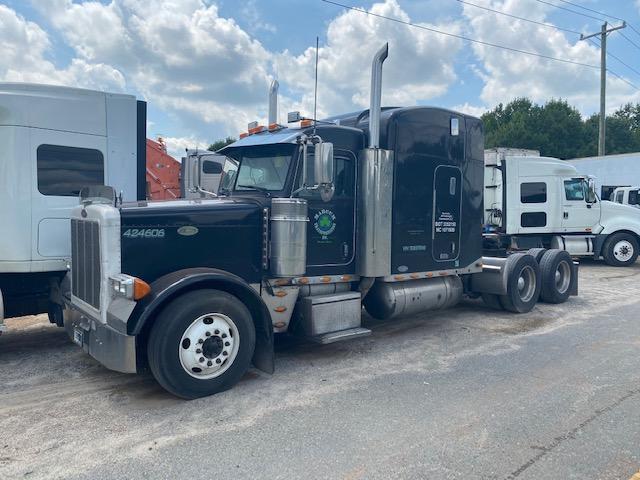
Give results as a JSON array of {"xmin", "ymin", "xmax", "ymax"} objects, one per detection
[
  {"xmin": 485, "ymin": 155, "xmax": 640, "ymax": 266},
  {"xmin": 180, "ymin": 150, "xmax": 238, "ymax": 199},
  {"xmin": 611, "ymin": 186, "xmax": 640, "ymax": 208},
  {"xmin": 0, "ymin": 83, "xmax": 146, "ymax": 330}
]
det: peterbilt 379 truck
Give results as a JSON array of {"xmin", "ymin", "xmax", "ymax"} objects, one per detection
[{"xmin": 62, "ymin": 45, "xmax": 577, "ymax": 399}]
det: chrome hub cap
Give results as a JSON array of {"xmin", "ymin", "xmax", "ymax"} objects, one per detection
[
  {"xmin": 613, "ymin": 240, "xmax": 634, "ymax": 262},
  {"xmin": 517, "ymin": 266, "xmax": 536, "ymax": 302},
  {"xmin": 179, "ymin": 313, "xmax": 240, "ymax": 379},
  {"xmin": 555, "ymin": 261, "xmax": 571, "ymax": 294}
]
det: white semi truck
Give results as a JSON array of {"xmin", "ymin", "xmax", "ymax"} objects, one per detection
[
  {"xmin": 611, "ymin": 186, "xmax": 639, "ymax": 208},
  {"xmin": 484, "ymin": 154, "xmax": 640, "ymax": 266},
  {"xmin": 0, "ymin": 83, "xmax": 147, "ymax": 332}
]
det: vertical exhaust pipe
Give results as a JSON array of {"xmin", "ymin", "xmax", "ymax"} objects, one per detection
[
  {"xmin": 268, "ymin": 79, "xmax": 279, "ymax": 125},
  {"xmin": 369, "ymin": 43, "xmax": 388, "ymax": 149}
]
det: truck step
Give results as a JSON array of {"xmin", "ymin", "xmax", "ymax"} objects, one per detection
[{"xmin": 308, "ymin": 327, "xmax": 371, "ymax": 345}]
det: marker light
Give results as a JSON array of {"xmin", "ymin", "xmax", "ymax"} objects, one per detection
[
  {"xmin": 109, "ymin": 274, "xmax": 151, "ymax": 301},
  {"xmin": 300, "ymin": 119, "xmax": 313, "ymax": 128},
  {"xmin": 248, "ymin": 124, "xmax": 266, "ymax": 134}
]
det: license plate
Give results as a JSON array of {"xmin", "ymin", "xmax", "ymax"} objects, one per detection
[{"xmin": 73, "ymin": 327, "xmax": 84, "ymax": 346}]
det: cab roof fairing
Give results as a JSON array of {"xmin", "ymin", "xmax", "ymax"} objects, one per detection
[{"xmin": 218, "ymin": 128, "xmax": 302, "ymax": 154}]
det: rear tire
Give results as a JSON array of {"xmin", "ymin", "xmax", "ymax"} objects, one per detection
[
  {"xmin": 499, "ymin": 253, "xmax": 541, "ymax": 313},
  {"xmin": 526, "ymin": 248, "xmax": 547, "ymax": 264},
  {"xmin": 539, "ymin": 250, "xmax": 574, "ymax": 304},
  {"xmin": 602, "ymin": 233, "xmax": 639, "ymax": 267},
  {"xmin": 147, "ymin": 289, "xmax": 255, "ymax": 399}
]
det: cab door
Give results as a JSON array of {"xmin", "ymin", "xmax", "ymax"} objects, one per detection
[
  {"xmin": 561, "ymin": 177, "xmax": 600, "ymax": 232},
  {"xmin": 300, "ymin": 149, "xmax": 356, "ymax": 273}
]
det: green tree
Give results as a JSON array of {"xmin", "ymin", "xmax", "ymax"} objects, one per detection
[{"xmin": 208, "ymin": 136, "xmax": 236, "ymax": 152}]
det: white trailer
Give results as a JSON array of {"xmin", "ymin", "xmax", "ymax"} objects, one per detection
[
  {"xmin": 180, "ymin": 150, "xmax": 238, "ymax": 199},
  {"xmin": 484, "ymin": 155, "xmax": 640, "ymax": 266},
  {"xmin": 566, "ymin": 152, "xmax": 640, "ymax": 200},
  {"xmin": 0, "ymin": 83, "xmax": 146, "ymax": 330}
]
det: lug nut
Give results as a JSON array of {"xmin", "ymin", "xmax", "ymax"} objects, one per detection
[
  {"xmin": 222, "ymin": 351, "xmax": 228, "ymax": 356},
  {"xmin": 198, "ymin": 339, "xmax": 204, "ymax": 344},
  {"xmin": 205, "ymin": 331, "xmax": 211, "ymax": 337},
  {"xmin": 224, "ymin": 342, "xmax": 230, "ymax": 347},
  {"xmin": 221, "ymin": 333, "xmax": 227, "ymax": 339},
  {"xmin": 196, "ymin": 348, "xmax": 202, "ymax": 354},
  {"xmin": 207, "ymin": 360, "xmax": 213, "ymax": 366},
  {"xmin": 199, "ymin": 357, "xmax": 205, "ymax": 363},
  {"xmin": 214, "ymin": 329, "xmax": 220, "ymax": 335},
  {"xmin": 215, "ymin": 358, "xmax": 222, "ymax": 364}
]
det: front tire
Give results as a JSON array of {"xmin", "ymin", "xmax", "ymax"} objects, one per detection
[
  {"xmin": 602, "ymin": 233, "xmax": 639, "ymax": 267},
  {"xmin": 147, "ymin": 289, "xmax": 256, "ymax": 399}
]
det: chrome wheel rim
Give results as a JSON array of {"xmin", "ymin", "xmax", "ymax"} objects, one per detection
[
  {"xmin": 555, "ymin": 261, "xmax": 571, "ymax": 294},
  {"xmin": 517, "ymin": 265, "xmax": 536, "ymax": 303},
  {"xmin": 613, "ymin": 240, "xmax": 634, "ymax": 262},
  {"xmin": 179, "ymin": 313, "xmax": 240, "ymax": 379}
]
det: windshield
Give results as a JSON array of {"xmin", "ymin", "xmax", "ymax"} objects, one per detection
[{"xmin": 233, "ymin": 144, "xmax": 296, "ymax": 192}]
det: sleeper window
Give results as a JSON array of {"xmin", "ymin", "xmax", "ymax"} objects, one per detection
[
  {"xmin": 37, "ymin": 144, "xmax": 104, "ymax": 197},
  {"xmin": 520, "ymin": 182, "xmax": 547, "ymax": 204}
]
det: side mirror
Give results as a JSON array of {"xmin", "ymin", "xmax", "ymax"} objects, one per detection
[
  {"xmin": 586, "ymin": 178, "xmax": 597, "ymax": 203},
  {"xmin": 314, "ymin": 141, "xmax": 334, "ymax": 185},
  {"xmin": 314, "ymin": 141, "xmax": 335, "ymax": 202}
]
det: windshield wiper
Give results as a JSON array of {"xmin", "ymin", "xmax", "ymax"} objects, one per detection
[{"xmin": 237, "ymin": 184, "xmax": 271, "ymax": 195}]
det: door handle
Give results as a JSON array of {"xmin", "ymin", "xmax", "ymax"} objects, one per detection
[{"xmin": 563, "ymin": 212, "xmax": 569, "ymax": 219}]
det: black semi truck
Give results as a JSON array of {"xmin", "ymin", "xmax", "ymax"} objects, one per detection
[{"xmin": 62, "ymin": 45, "xmax": 577, "ymax": 398}]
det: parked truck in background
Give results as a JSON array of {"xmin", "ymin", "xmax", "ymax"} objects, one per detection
[
  {"xmin": 180, "ymin": 149, "xmax": 238, "ymax": 199},
  {"xmin": 484, "ymin": 154, "xmax": 640, "ymax": 266},
  {"xmin": 611, "ymin": 186, "xmax": 640, "ymax": 208},
  {"xmin": 566, "ymin": 152, "xmax": 640, "ymax": 200},
  {"xmin": 61, "ymin": 45, "xmax": 578, "ymax": 399},
  {"xmin": 0, "ymin": 83, "xmax": 147, "ymax": 332}
]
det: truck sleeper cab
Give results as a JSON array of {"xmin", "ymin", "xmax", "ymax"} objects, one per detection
[
  {"xmin": 484, "ymin": 155, "xmax": 640, "ymax": 267},
  {"xmin": 63, "ymin": 46, "xmax": 578, "ymax": 399}
]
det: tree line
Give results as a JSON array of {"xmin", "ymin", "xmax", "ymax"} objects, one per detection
[
  {"xmin": 481, "ymin": 98, "xmax": 640, "ymax": 159},
  {"xmin": 208, "ymin": 99, "xmax": 640, "ymax": 160}
]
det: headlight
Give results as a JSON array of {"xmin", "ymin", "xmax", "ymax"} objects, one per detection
[{"xmin": 109, "ymin": 274, "xmax": 151, "ymax": 300}]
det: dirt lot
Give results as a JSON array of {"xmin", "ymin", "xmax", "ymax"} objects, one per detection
[{"xmin": 1, "ymin": 260, "xmax": 639, "ymax": 480}]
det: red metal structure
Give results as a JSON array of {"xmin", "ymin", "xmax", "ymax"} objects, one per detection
[{"xmin": 146, "ymin": 138, "xmax": 181, "ymax": 200}]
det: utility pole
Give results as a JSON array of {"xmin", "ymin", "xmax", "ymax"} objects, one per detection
[{"xmin": 580, "ymin": 22, "xmax": 626, "ymax": 156}]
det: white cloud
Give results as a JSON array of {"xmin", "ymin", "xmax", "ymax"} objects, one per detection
[
  {"xmin": 461, "ymin": 0, "xmax": 640, "ymax": 115},
  {"xmin": 0, "ymin": 5, "xmax": 125, "ymax": 91},
  {"xmin": 452, "ymin": 103, "xmax": 488, "ymax": 118},
  {"xmin": 160, "ymin": 135, "xmax": 210, "ymax": 160},
  {"xmin": 276, "ymin": 0, "xmax": 463, "ymax": 118}
]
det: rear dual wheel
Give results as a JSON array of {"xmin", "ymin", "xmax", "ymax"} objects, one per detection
[
  {"xmin": 482, "ymin": 253, "xmax": 541, "ymax": 313},
  {"xmin": 539, "ymin": 250, "xmax": 574, "ymax": 304}
]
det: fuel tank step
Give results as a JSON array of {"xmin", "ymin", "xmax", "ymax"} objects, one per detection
[{"xmin": 308, "ymin": 327, "xmax": 371, "ymax": 344}]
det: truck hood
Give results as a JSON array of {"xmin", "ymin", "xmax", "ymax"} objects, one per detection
[{"xmin": 598, "ymin": 200, "xmax": 640, "ymax": 235}]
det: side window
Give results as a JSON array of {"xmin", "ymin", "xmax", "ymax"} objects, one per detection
[
  {"xmin": 564, "ymin": 178, "xmax": 585, "ymax": 201},
  {"xmin": 520, "ymin": 182, "xmax": 547, "ymax": 203},
  {"xmin": 630, "ymin": 190, "xmax": 639, "ymax": 205},
  {"xmin": 521, "ymin": 212, "xmax": 547, "ymax": 228},
  {"xmin": 37, "ymin": 144, "xmax": 104, "ymax": 196},
  {"xmin": 202, "ymin": 160, "xmax": 223, "ymax": 174},
  {"xmin": 615, "ymin": 190, "xmax": 624, "ymax": 204}
]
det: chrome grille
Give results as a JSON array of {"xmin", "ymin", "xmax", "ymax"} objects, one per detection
[{"xmin": 71, "ymin": 218, "xmax": 101, "ymax": 309}]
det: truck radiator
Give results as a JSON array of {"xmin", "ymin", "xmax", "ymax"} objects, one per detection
[{"xmin": 71, "ymin": 218, "xmax": 102, "ymax": 309}]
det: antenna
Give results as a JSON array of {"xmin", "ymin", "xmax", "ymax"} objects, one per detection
[{"xmin": 313, "ymin": 36, "xmax": 319, "ymax": 136}]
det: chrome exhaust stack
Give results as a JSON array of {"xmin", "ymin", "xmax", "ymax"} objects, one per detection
[
  {"xmin": 357, "ymin": 43, "xmax": 393, "ymax": 279},
  {"xmin": 268, "ymin": 79, "xmax": 279, "ymax": 125},
  {"xmin": 368, "ymin": 42, "xmax": 388, "ymax": 149}
]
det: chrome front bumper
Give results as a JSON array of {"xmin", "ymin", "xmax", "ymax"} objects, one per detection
[{"xmin": 63, "ymin": 305, "xmax": 137, "ymax": 373}]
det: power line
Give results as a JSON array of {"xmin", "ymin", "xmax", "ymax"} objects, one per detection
[
  {"xmin": 457, "ymin": 0, "xmax": 581, "ymax": 35},
  {"xmin": 618, "ymin": 31, "xmax": 640, "ymax": 52},
  {"xmin": 553, "ymin": 0, "xmax": 624, "ymax": 22},
  {"xmin": 587, "ymin": 38, "xmax": 640, "ymax": 79},
  {"xmin": 536, "ymin": 0, "xmax": 640, "ymax": 41},
  {"xmin": 320, "ymin": 0, "xmax": 599, "ymax": 69},
  {"xmin": 533, "ymin": 0, "xmax": 605, "ymax": 22}
]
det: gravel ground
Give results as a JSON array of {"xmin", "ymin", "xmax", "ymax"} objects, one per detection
[{"xmin": 1, "ymin": 260, "xmax": 639, "ymax": 480}]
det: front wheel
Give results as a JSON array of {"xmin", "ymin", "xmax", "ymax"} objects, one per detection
[
  {"xmin": 147, "ymin": 289, "xmax": 256, "ymax": 399},
  {"xmin": 602, "ymin": 233, "xmax": 639, "ymax": 267}
]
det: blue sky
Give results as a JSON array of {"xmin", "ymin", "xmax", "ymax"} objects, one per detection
[{"xmin": 2, "ymin": 0, "xmax": 640, "ymax": 157}]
